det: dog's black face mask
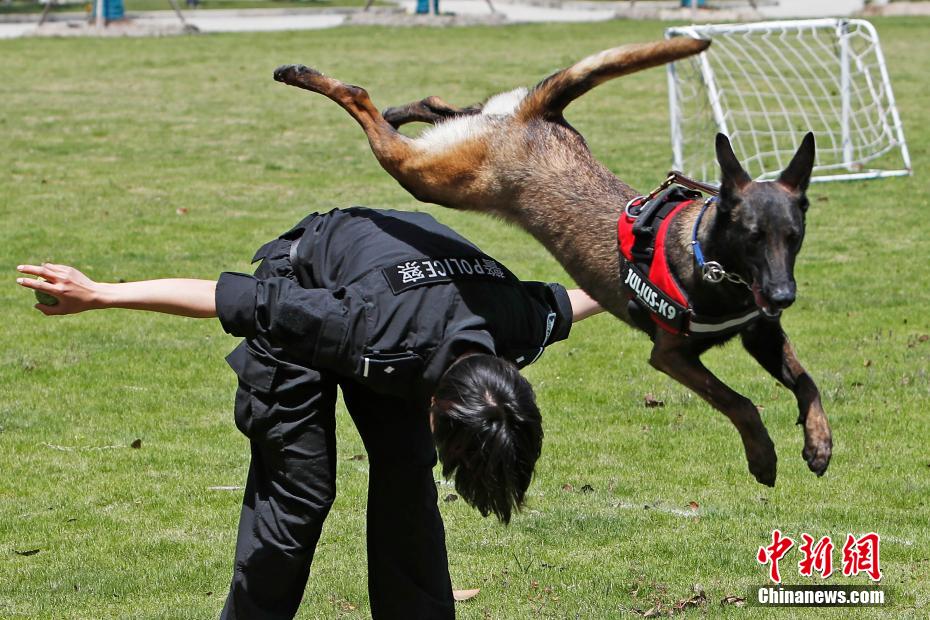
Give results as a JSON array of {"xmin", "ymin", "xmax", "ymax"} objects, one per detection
[{"xmin": 714, "ymin": 132, "xmax": 815, "ymax": 318}]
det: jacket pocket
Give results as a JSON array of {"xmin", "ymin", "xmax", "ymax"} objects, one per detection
[
  {"xmin": 226, "ymin": 341, "xmax": 277, "ymax": 393},
  {"xmin": 227, "ymin": 342, "xmax": 280, "ymax": 440},
  {"xmin": 232, "ymin": 387, "xmax": 278, "ymax": 441},
  {"xmin": 356, "ymin": 350, "xmax": 425, "ymax": 396}
]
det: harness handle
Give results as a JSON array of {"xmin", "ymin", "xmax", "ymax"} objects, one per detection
[
  {"xmin": 660, "ymin": 171, "xmax": 719, "ymax": 197},
  {"xmin": 629, "ymin": 171, "xmax": 719, "ymax": 218}
]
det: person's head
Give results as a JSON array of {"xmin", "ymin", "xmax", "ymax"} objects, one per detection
[{"xmin": 430, "ymin": 354, "xmax": 543, "ymax": 524}]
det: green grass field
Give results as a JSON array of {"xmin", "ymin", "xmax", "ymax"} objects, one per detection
[{"xmin": 1, "ymin": 18, "xmax": 928, "ymax": 619}]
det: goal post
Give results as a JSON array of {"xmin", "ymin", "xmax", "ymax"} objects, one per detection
[{"xmin": 665, "ymin": 19, "xmax": 912, "ymax": 184}]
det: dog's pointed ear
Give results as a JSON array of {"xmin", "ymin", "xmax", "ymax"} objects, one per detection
[
  {"xmin": 715, "ymin": 133, "xmax": 751, "ymax": 212},
  {"xmin": 778, "ymin": 132, "xmax": 815, "ymax": 195}
]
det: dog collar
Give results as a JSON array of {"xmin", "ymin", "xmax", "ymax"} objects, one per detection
[{"xmin": 690, "ymin": 196, "xmax": 752, "ymax": 289}]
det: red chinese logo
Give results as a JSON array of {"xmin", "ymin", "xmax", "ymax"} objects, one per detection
[
  {"xmin": 757, "ymin": 529, "xmax": 794, "ymax": 584},
  {"xmin": 798, "ymin": 534, "xmax": 834, "ymax": 578},
  {"xmin": 842, "ymin": 533, "xmax": 883, "ymax": 581},
  {"xmin": 758, "ymin": 531, "xmax": 882, "ymax": 583}
]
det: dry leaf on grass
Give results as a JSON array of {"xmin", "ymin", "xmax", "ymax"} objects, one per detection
[
  {"xmin": 328, "ymin": 595, "xmax": 357, "ymax": 612},
  {"xmin": 721, "ymin": 594, "xmax": 746, "ymax": 607},
  {"xmin": 644, "ymin": 393, "xmax": 664, "ymax": 408},
  {"xmin": 672, "ymin": 584, "xmax": 707, "ymax": 612},
  {"xmin": 453, "ymin": 588, "xmax": 480, "ymax": 602}
]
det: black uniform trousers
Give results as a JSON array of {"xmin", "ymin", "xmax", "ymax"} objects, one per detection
[{"xmin": 219, "ymin": 240, "xmax": 455, "ymax": 619}]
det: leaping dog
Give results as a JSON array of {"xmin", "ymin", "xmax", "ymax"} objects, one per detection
[{"xmin": 272, "ymin": 37, "xmax": 832, "ymax": 486}]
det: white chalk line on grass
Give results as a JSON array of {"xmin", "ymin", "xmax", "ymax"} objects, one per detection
[
  {"xmin": 42, "ymin": 442, "xmax": 125, "ymax": 452},
  {"xmin": 615, "ymin": 500, "xmax": 701, "ymax": 519}
]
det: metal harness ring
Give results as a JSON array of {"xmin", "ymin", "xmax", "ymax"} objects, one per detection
[
  {"xmin": 624, "ymin": 196, "xmax": 647, "ymax": 219},
  {"xmin": 702, "ymin": 261, "xmax": 726, "ymax": 284}
]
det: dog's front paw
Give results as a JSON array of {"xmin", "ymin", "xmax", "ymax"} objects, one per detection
[
  {"xmin": 802, "ymin": 435, "xmax": 832, "ymax": 476},
  {"xmin": 745, "ymin": 433, "xmax": 778, "ymax": 487},
  {"xmin": 801, "ymin": 412, "xmax": 832, "ymax": 476},
  {"xmin": 273, "ymin": 64, "xmax": 322, "ymax": 85}
]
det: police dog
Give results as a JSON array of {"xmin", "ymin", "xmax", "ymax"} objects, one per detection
[{"xmin": 272, "ymin": 38, "xmax": 832, "ymax": 486}]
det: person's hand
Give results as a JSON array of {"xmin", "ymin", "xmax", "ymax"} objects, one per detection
[{"xmin": 16, "ymin": 263, "xmax": 103, "ymax": 316}]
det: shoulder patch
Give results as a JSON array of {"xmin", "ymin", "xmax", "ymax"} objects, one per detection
[{"xmin": 382, "ymin": 256, "xmax": 513, "ymax": 294}]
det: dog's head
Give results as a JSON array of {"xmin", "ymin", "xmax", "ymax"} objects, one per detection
[{"xmin": 714, "ymin": 132, "xmax": 815, "ymax": 318}]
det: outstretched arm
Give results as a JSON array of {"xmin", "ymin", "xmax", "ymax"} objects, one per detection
[
  {"xmin": 567, "ymin": 288, "xmax": 603, "ymax": 322},
  {"xmin": 16, "ymin": 265, "xmax": 352, "ymax": 367},
  {"xmin": 16, "ymin": 263, "xmax": 217, "ymax": 318}
]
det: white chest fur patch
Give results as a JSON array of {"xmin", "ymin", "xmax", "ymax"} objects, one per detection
[
  {"xmin": 415, "ymin": 87, "xmax": 527, "ymax": 153},
  {"xmin": 416, "ymin": 115, "xmax": 492, "ymax": 151},
  {"xmin": 481, "ymin": 87, "xmax": 528, "ymax": 116}
]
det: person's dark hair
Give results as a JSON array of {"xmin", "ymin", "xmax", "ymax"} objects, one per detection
[{"xmin": 430, "ymin": 354, "xmax": 543, "ymax": 524}]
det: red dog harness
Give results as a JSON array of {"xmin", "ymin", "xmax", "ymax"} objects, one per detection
[{"xmin": 617, "ymin": 185, "xmax": 762, "ymax": 337}]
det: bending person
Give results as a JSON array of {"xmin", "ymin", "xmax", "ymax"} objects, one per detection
[{"xmin": 16, "ymin": 206, "xmax": 602, "ymax": 620}]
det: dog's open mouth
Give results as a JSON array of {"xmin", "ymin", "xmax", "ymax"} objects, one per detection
[{"xmin": 752, "ymin": 283, "xmax": 783, "ymax": 319}]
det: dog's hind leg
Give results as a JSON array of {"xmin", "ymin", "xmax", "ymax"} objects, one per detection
[
  {"xmin": 383, "ymin": 96, "xmax": 481, "ymax": 129},
  {"xmin": 273, "ymin": 64, "xmax": 492, "ymax": 208},
  {"xmin": 517, "ymin": 37, "xmax": 710, "ymax": 121},
  {"xmin": 741, "ymin": 322, "xmax": 833, "ymax": 477},
  {"xmin": 273, "ymin": 64, "xmax": 417, "ymax": 170},
  {"xmin": 649, "ymin": 334, "xmax": 778, "ymax": 486}
]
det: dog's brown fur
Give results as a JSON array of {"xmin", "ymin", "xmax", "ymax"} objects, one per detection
[{"xmin": 273, "ymin": 38, "xmax": 832, "ymax": 486}]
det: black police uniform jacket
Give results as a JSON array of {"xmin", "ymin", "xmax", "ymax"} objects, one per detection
[{"xmin": 215, "ymin": 207, "xmax": 573, "ymax": 403}]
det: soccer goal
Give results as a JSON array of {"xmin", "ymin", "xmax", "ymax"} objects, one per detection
[{"xmin": 665, "ymin": 19, "xmax": 912, "ymax": 184}]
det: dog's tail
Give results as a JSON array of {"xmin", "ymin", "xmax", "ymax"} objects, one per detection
[{"xmin": 517, "ymin": 38, "xmax": 710, "ymax": 122}]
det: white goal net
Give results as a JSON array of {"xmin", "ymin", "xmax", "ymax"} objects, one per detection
[{"xmin": 666, "ymin": 19, "xmax": 911, "ymax": 184}]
